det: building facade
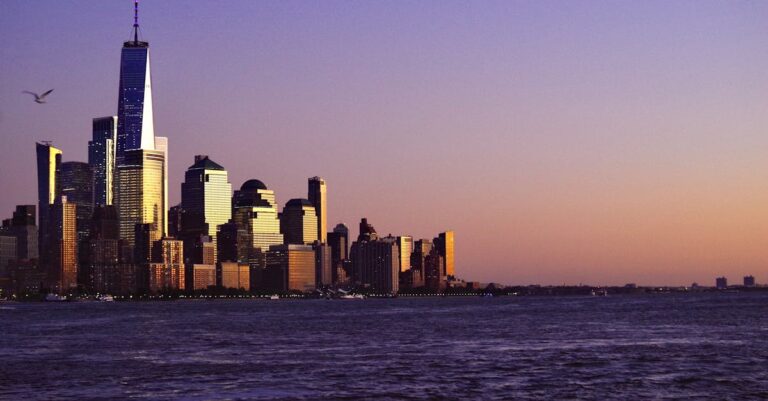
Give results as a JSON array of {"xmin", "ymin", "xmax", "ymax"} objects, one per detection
[
  {"xmin": 308, "ymin": 177, "xmax": 327, "ymax": 244},
  {"xmin": 89, "ymin": 116, "xmax": 117, "ymax": 206},
  {"xmin": 280, "ymin": 198, "xmax": 318, "ymax": 245},
  {"xmin": 115, "ymin": 149, "xmax": 166, "ymax": 248}
]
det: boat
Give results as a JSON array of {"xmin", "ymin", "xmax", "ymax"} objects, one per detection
[
  {"xmin": 269, "ymin": 295, "xmax": 280, "ymax": 300},
  {"xmin": 44, "ymin": 293, "xmax": 67, "ymax": 302},
  {"xmin": 97, "ymin": 294, "xmax": 115, "ymax": 302},
  {"xmin": 339, "ymin": 293, "xmax": 365, "ymax": 300},
  {"xmin": 591, "ymin": 289, "xmax": 608, "ymax": 296}
]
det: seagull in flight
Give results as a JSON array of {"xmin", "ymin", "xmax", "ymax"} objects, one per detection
[{"xmin": 22, "ymin": 89, "xmax": 54, "ymax": 104}]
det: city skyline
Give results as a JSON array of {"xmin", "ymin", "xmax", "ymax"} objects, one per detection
[{"xmin": 3, "ymin": 1, "xmax": 768, "ymax": 285}]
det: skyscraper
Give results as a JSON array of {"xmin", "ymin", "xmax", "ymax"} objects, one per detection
[
  {"xmin": 115, "ymin": 149, "xmax": 166, "ymax": 247},
  {"xmin": 180, "ymin": 155, "xmax": 232, "ymax": 262},
  {"xmin": 48, "ymin": 197, "xmax": 77, "ymax": 294},
  {"xmin": 308, "ymin": 177, "xmax": 327, "ymax": 244},
  {"xmin": 154, "ymin": 136, "xmax": 168, "ymax": 235},
  {"xmin": 265, "ymin": 244, "xmax": 316, "ymax": 292},
  {"xmin": 89, "ymin": 116, "xmax": 117, "ymax": 206},
  {"xmin": 436, "ymin": 231, "xmax": 455, "ymax": 277},
  {"xmin": 231, "ymin": 180, "xmax": 284, "ymax": 251},
  {"xmin": 116, "ymin": 1, "xmax": 155, "ymax": 167},
  {"xmin": 60, "ymin": 161, "xmax": 94, "ymax": 242},
  {"xmin": 350, "ymin": 218, "xmax": 399, "ymax": 293},
  {"xmin": 5, "ymin": 205, "xmax": 38, "ymax": 260},
  {"xmin": 395, "ymin": 236, "xmax": 413, "ymax": 273},
  {"xmin": 280, "ymin": 199, "xmax": 318, "ymax": 245},
  {"xmin": 36, "ymin": 142, "xmax": 62, "ymax": 267},
  {"xmin": 327, "ymin": 223, "xmax": 349, "ymax": 284}
]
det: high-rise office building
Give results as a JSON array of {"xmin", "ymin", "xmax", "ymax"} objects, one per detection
[
  {"xmin": 265, "ymin": 244, "xmax": 316, "ymax": 292},
  {"xmin": 350, "ymin": 219, "xmax": 399, "ymax": 293},
  {"xmin": 395, "ymin": 236, "xmax": 413, "ymax": 273},
  {"xmin": 116, "ymin": 2, "xmax": 155, "ymax": 167},
  {"xmin": 148, "ymin": 237, "xmax": 184, "ymax": 293},
  {"xmin": 48, "ymin": 197, "xmax": 77, "ymax": 294},
  {"xmin": 435, "ymin": 231, "xmax": 455, "ymax": 277},
  {"xmin": 6, "ymin": 206, "xmax": 38, "ymax": 260},
  {"xmin": 327, "ymin": 223, "xmax": 348, "ymax": 284},
  {"xmin": 232, "ymin": 180, "xmax": 283, "ymax": 251},
  {"xmin": 180, "ymin": 155, "xmax": 231, "ymax": 262},
  {"xmin": 0, "ymin": 235, "xmax": 16, "ymax": 277},
  {"xmin": 424, "ymin": 249, "xmax": 445, "ymax": 291},
  {"xmin": 36, "ymin": 142, "xmax": 62, "ymax": 266},
  {"xmin": 60, "ymin": 161, "xmax": 94, "ymax": 242},
  {"xmin": 219, "ymin": 261, "xmax": 250, "ymax": 291},
  {"xmin": 280, "ymin": 199, "xmax": 318, "ymax": 245},
  {"xmin": 116, "ymin": 149, "xmax": 166, "ymax": 247},
  {"xmin": 84, "ymin": 205, "xmax": 120, "ymax": 294},
  {"xmin": 89, "ymin": 116, "xmax": 117, "ymax": 206},
  {"xmin": 308, "ymin": 177, "xmax": 327, "ymax": 244},
  {"xmin": 314, "ymin": 243, "xmax": 332, "ymax": 287},
  {"xmin": 154, "ymin": 136, "xmax": 168, "ymax": 235}
]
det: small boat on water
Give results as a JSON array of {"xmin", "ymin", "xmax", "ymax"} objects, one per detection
[
  {"xmin": 591, "ymin": 289, "xmax": 608, "ymax": 296},
  {"xmin": 44, "ymin": 293, "xmax": 67, "ymax": 302},
  {"xmin": 269, "ymin": 295, "xmax": 280, "ymax": 300},
  {"xmin": 97, "ymin": 295, "xmax": 115, "ymax": 302},
  {"xmin": 339, "ymin": 293, "xmax": 365, "ymax": 300}
]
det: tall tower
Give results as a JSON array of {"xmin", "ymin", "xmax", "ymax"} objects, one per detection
[
  {"xmin": 36, "ymin": 142, "xmax": 62, "ymax": 266},
  {"xmin": 60, "ymin": 162, "xmax": 94, "ymax": 242},
  {"xmin": 115, "ymin": 149, "xmax": 166, "ymax": 248},
  {"xmin": 116, "ymin": 1, "xmax": 155, "ymax": 167},
  {"xmin": 49, "ymin": 196, "xmax": 77, "ymax": 294},
  {"xmin": 180, "ymin": 155, "xmax": 232, "ymax": 262},
  {"xmin": 89, "ymin": 116, "xmax": 117, "ymax": 206},
  {"xmin": 308, "ymin": 177, "xmax": 327, "ymax": 243}
]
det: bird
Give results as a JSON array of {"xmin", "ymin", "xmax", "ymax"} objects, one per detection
[{"xmin": 22, "ymin": 89, "xmax": 54, "ymax": 104}]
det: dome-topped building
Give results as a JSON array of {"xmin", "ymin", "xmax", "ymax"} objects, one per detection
[{"xmin": 240, "ymin": 179, "xmax": 267, "ymax": 192}]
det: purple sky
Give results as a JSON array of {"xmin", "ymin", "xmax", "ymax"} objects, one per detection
[{"xmin": 2, "ymin": 1, "xmax": 768, "ymax": 285}]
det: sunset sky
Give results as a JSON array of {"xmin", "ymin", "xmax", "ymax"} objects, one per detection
[{"xmin": 2, "ymin": 1, "xmax": 768, "ymax": 286}]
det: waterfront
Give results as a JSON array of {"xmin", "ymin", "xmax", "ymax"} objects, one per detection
[{"xmin": 2, "ymin": 293, "xmax": 768, "ymax": 400}]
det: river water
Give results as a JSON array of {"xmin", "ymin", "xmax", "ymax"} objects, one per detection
[{"xmin": 2, "ymin": 293, "xmax": 767, "ymax": 400}]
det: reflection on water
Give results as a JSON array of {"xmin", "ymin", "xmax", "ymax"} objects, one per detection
[{"xmin": 1, "ymin": 293, "xmax": 768, "ymax": 400}]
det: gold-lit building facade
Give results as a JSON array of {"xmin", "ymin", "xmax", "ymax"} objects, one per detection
[
  {"xmin": 437, "ymin": 231, "xmax": 455, "ymax": 277},
  {"xmin": 220, "ymin": 261, "xmax": 249, "ymax": 291},
  {"xmin": 116, "ymin": 149, "xmax": 166, "ymax": 248},
  {"xmin": 180, "ymin": 155, "xmax": 232, "ymax": 263},
  {"xmin": 280, "ymin": 198, "xmax": 317, "ymax": 245},
  {"xmin": 232, "ymin": 180, "xmax": 284, "ymax": 252},
  {"xmin": 49, "ymin": 197, "xmax": 77, "ymax": 293},
  {"xmin": 266, "ymin": 244, "xmax": 316, "ymax": 292}
]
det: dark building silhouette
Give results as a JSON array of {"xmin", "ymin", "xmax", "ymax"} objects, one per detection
[
  {"xmin": 715, "ymin": 276, "xmax": 728, "ymax": 290},
  {"xmin": 60, "ymin": 161, "xmax": 94, "ymax": 242},
  {"xmin": 4, "ymin": 206, "xmax": 38, "ymax": 261},
  {"xmin": 350, "ymin": 219, "xmax": 399, "ymax": 293},
  {"xmin": 83, "ymin": 206, "xmax": 121, "ymax": 294},
  {"xmin": 308, "ymin": 177, "xmax": 327, "ymax": 244},
  {"xmin": 36, "ymin": 142, "xmax": 62, "ymax": 270},
  {"xmin": 89, "ymin": 116, "xmax": 117, "ymax": 206},
  {"xmin": 744, "ymin": 275, "xmax": 756, "ymax": 287},
  {"xmin": 327, "ymin": 223, "xmax": 349, "ymax": 285}
]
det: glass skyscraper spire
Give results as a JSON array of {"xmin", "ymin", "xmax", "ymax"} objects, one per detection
[{"xmin": 116, "ymin": 1, "xmax": 155, "ymax": 167}]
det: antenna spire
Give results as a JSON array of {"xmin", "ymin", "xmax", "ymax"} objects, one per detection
[{"xmin": 133, "ymin": 0, "xmax": 139, "ymax": 43}]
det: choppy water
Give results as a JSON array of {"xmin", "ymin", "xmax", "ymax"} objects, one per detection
[{"xmin": 2, "ymin": 293, "xmax": 768, "ymax": 400}]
